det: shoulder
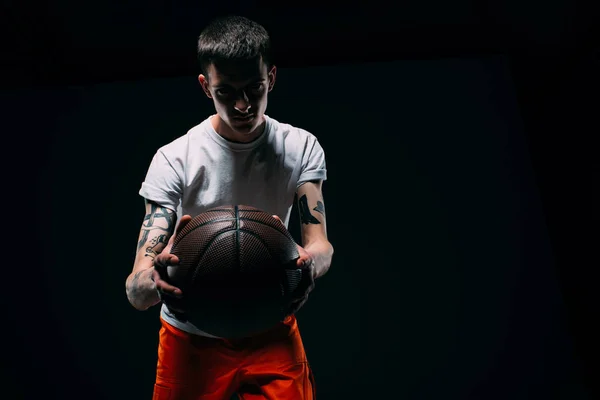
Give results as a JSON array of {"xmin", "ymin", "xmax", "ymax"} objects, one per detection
[
  {"xmin": 155, "ymin": 119, "xmax": 207, "ymax": 158},
  {"xmin": 267, "ymin": 115, "xmax": 321, "ymax": 146}
]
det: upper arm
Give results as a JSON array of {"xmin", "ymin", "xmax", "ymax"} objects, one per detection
[
  {"xmin": 139, "ymin": 149, "xmax": 183, "ymax": 213},
  {"xmin": 132, "ymin": 200, "xmax": 177, "ymax": 271},
  {"xmin": 296, "ymin": 180, "xmax": 328, "ymax": 247}
]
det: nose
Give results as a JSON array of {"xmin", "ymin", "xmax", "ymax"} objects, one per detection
[{"xmin": 234, "ymin": 90, "xmax": 252, "ymax": 113}]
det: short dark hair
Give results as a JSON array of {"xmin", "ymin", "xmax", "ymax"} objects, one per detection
[{"xmin": 197, "ymin": 15, "xmax": 272, "ymax": 75}]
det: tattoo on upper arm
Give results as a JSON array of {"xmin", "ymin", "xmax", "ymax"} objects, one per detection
[
  {"xmin": 137, "ymin": 203, "xmax": 176, "ymax": 258},
  {"xmin": 298, "ymin": 194, "xmax": 322, "ymax": 225},
  {"xmin": 313, "ymin": 201, "xmax": 325, "ymax": 216}
]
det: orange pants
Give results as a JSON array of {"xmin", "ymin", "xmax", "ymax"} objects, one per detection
[{"xmin": 153, "ymin": 316, "xmax": 316, "ymax": 400}]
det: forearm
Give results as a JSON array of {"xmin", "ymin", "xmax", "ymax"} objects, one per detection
[
  {"xmin": 304, "ymin": 241, "xmax": 334, "ymax": 279},
  {"xmin": 125, "ymin": 266, "xmax": 160, "ymax": 310},
  {"xmin": 127, "ymin": 201, "xmax": 176, "ymax": 310}
]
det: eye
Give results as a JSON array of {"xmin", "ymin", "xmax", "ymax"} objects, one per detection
[
  {"xmin": 216, "ymin": 88, "xmax": 232, "ymax": 97},
  {"xmin": 250, "ymin": 83, "xmax": 264, "ymax": 92}
]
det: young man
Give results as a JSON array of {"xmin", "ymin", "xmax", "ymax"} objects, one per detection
[{"xmin": 125, "ymin": 15, "xmax": 334, "ymax": 400}]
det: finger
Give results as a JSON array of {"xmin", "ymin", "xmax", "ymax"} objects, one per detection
[
  {"xmin": 154, "ymin": 253, "xmax": 180, "ymax": 268},
  {"xmin": 176, "ymin": 215, "xmax": 193, "ymax": 234},
  {"xmin": 167, "ymin": 215, "xmax": 193, "ymax": 251},
  {"xmin": 272, "ymin": 215, "xmax": 283, "ymax": 224},
  {"xmin": 156, "ymin": 280, "xmax": 183, "ymax": 297},
  {"xmin": 297, "ymin": 256, "xmax": 311, "ymax": 268}
]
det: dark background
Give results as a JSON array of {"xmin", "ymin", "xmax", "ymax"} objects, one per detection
[{"xmin": 2, "ymin": 1, "xmax": 597, "ymax": 399}]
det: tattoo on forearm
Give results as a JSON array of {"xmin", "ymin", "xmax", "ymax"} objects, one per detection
[
  {"xmin": 298, "ymin": 194, "xmax": 321, "ymax": 225},
  {"xmin": 128, "ymin": 270, "xmax": 144, "ymax": 294},
  {"xmin": 145, "ymin": 233, "xmax": 169, "ymax": 259},
  {"xmin": 137, "ymin": 203, "xmax": 176, "ymax": 255},
  {"xmin": 127, "ymin": 269, "xmax": 155, "ymax": 306},
  {"xmin": 137, "ymin": 227, "xmax": 165, "ymax": 251},
  {"xmin": 131, "ymin": 270, "xmax": 144, "ymax": 285}
]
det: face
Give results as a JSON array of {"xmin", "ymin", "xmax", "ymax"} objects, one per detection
[{"xmin": 198, "ymin": 57, "xmax": 276, "ymax": 138}]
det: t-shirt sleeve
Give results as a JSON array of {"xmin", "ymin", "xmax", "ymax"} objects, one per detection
[
  {"xmin": 297, "ymin": 134, "xmax": 327, "ymax": 189},
  {"xmin": 139, "ymin": 149, "xmax": 183, "ymax": 212}
]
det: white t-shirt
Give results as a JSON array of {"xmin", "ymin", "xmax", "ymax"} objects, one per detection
[{"xmin": 138, "ymin": 114, "xmax": 327, "ymax": 337}]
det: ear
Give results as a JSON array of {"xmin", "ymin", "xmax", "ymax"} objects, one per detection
[
  {"xmin": 267, "ymin": 65, "xmax": 277, "ymax": 92},
  {"xmin": 198, "ymin": 74, "xmax": 212, "ymax": 98}
]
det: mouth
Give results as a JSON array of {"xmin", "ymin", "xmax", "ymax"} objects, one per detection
[{"xmin": 233, "ymin": 114, "xmax": 255, "ymax": 123}]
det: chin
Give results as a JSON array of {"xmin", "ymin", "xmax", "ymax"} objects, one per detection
[
  {"xmin": 230, "ymin": 117, "xmax": 259, "ymax": 132},
  {"xmin": 231, "ymin": 123, "xmax": 255, "ymax": 134}
]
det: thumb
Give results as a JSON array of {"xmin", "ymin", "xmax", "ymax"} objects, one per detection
[
  {"xmin": 163, "ymin": 214, "xmax": 192, "ymax": 253},
  {"xmin": 176, "ymin": 214, "xmax": 193, "ymax": 235},
  {"xmin": 171, "ymin": 215, "xmax": 193, "ymax": 242},
  {"xmin": 272, "ymin": 215, "xmax": 283, "ymax": 225},
  {"xmin": 165, "ymin": 214, "xmax": 193, "ymax": 254}
]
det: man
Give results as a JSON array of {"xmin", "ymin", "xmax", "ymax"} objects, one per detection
[{"xmin": 125, "ymin": 15, "xmax": 334, "ymax": 400}]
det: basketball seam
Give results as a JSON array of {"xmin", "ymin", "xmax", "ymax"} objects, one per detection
[
  {"xmin": 203, "ymin": 209, "xmax": 264, "ymax": 213},
  {"xmin": 185, "ymin": 226, "xmax": 294, "ymax": 283},
  {"xmin": 181, "ymin": 230, "xmax": 236, "ymax": 284},
  {"xmin": 237, "ymin": 227, "xmax": 298, "ymax": 265},
  {"xmin": 184, "ymin": 226, "xmax": 296, "ymax": 280},
  {"xmin": 176, "ymin": 217, "xmax": 292, "ymax": 241}
]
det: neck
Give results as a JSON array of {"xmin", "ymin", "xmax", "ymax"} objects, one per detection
[{"xmin": 212, "ymin": 114, "xmax": 266, "ymax": 144}]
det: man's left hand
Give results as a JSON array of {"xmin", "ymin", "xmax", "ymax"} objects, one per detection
[{"xmin": 272, "ymin": 215, "xmax": 316, "ymax": 315}]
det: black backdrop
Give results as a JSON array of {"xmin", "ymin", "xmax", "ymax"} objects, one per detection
[{"xmin": 2, "ymin": 1, "xmax": 597, "ymax": 399}]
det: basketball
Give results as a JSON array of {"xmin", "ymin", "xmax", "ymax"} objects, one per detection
[{"xmin": 164, "ymin": 205, "xmax": 308, "ymax": 338}]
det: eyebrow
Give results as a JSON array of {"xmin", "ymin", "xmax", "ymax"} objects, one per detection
[{"xmin": 214, "ymin": 78, "xmax": 266, "ymax": 89}]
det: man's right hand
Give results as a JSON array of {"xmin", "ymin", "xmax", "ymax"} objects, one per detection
[{"xmin": 151, "ymin": 214, "xmax": 193, "ymax": 314}]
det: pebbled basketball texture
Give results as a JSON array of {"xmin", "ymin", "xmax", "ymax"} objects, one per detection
[{"xmin": 165, "ymin": 205, "xmax": 306, "ymax": 338}]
